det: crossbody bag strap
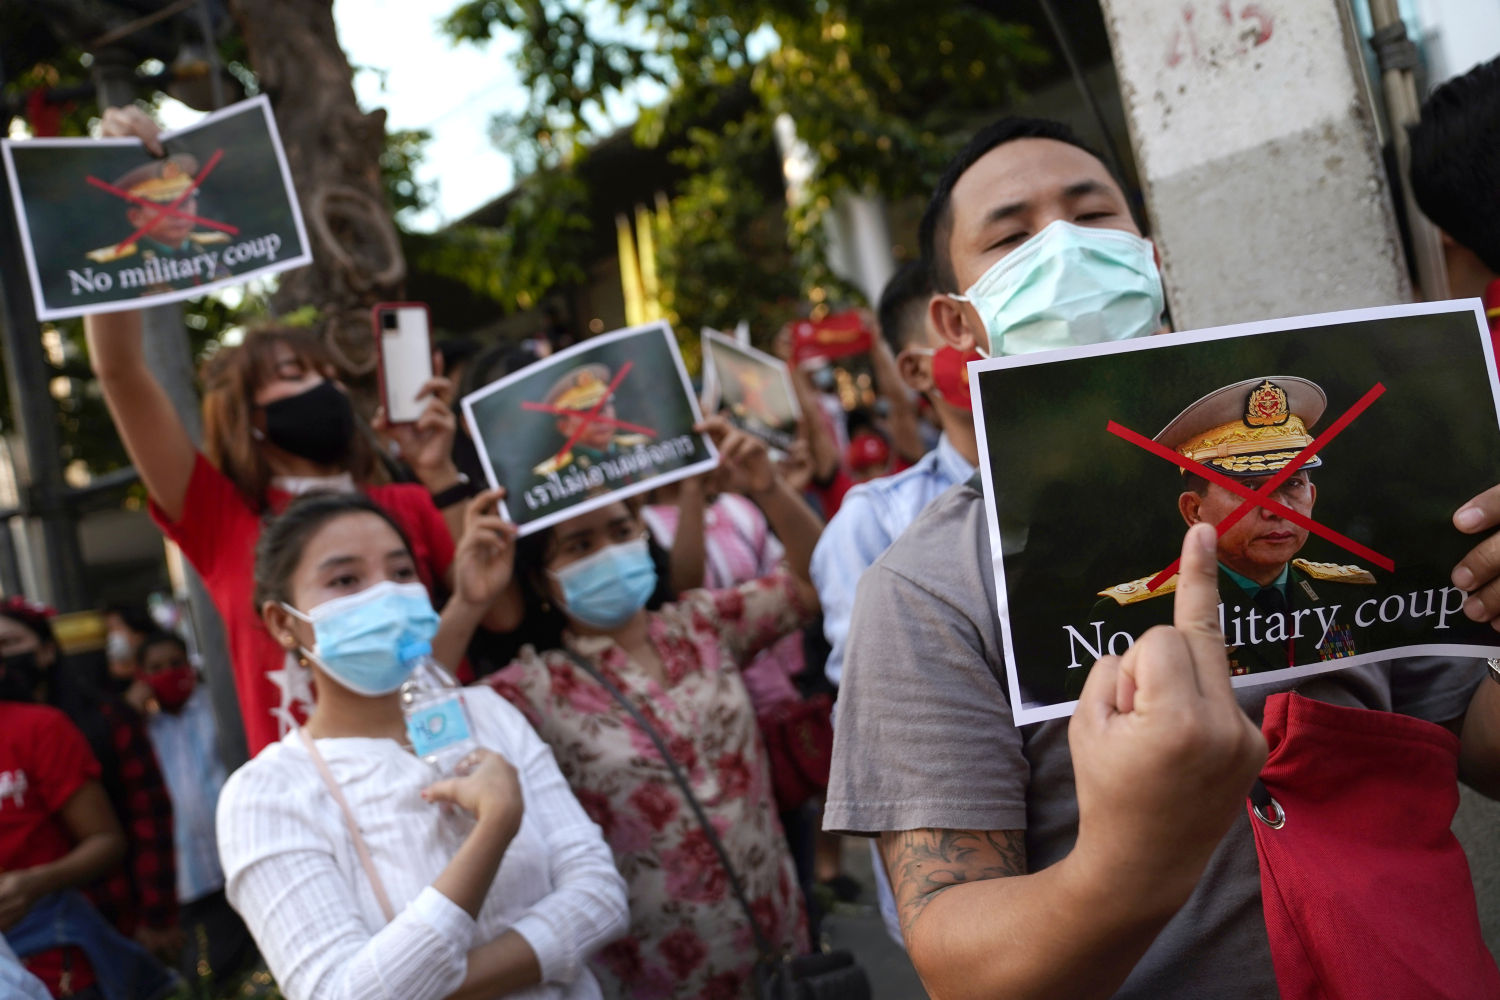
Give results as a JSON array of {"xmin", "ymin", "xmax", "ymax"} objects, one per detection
[
  {"xmin": 300, "ymin": 728, "xmax": 398, "ymax": 923},
  {"xmin": 558, "ymin": 650, "xmax": 778, "ymax": 959}
]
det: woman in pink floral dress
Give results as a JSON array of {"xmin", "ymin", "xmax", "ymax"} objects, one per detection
[{"xmin": 486, "ymin": 418, "xmax": 823, "ymax": 999}]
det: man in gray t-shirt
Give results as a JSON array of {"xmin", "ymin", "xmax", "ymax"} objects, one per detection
[
  {"xmin": 824, "ymin": 116, "xmax": 1500, "ymax": 999},
  {"xmin": 825, "ymin": 479, "xmax": 1481, "ymax": 997}
]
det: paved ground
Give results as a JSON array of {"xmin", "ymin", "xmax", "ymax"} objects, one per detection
[
  {"xmin": 1455, "ymin": 786, "xmax": 1500, "ymax": 963},
  {"xmin": 818, "ymin": 838, "xmax": 929, "ymax": 1000}
]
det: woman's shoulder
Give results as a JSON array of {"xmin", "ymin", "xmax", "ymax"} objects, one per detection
[{"xmin": 219, "ymin": 738, "xmax": 319, "ymax": 811}]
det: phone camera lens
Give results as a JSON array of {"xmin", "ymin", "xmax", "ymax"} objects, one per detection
[{"xmin": 382, "ymin": 311, "xmax": 398, "ymax": 330}]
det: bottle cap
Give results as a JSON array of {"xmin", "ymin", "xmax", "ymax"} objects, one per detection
[{"xmin": 399, "ymin": 638, "xmax": 433, "ymax": 665}]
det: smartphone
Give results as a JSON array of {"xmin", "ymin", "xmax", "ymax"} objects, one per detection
[{"xmin": 372, "ymin": 302, "xmax": 434, "ymax": 424}]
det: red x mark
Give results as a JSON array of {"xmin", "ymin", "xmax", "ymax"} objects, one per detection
[
  {"xmin": 533, "ymin": 361, "xmax": 655, "ymax": 465},
  {"xmin": 1106, "ymin": 381, "xmax": 1393, "ymax": 591},
  {"xmin": 88, "ymin": 148, "xmax": 232, "ymax": 255},
  {"xmin": 520, "ymin": 400, "xmax": 658, "ymax": 438},
  {"xmin": 85, "ymin": 175, "xmax": 239, "ymax": 236}
]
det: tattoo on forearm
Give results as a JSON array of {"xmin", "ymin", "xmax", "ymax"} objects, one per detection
[{"xmin": 879, "ymin": 828, "xmax": 1027, "ymax": 942}]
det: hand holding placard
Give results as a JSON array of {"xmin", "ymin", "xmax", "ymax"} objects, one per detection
[
  {"xmin": 1451, "ymin": 485, "xmax": 1500, "ymax": 628},
  {"xmin": 1069, "ymin": 523, "xmax": 1268, "ymax": 906}
]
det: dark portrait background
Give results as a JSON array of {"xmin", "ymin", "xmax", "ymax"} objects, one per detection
[
  {"xmin": 977, "ymin": 307, "xmax": 1500, "ymax": 711},
  {"xmin": 7, "ymin": 98, "xmax": 305, "ymax": 313},
  {"xmin": 465, "ymin": 324, "xmax": 714, "ymax": 531}
]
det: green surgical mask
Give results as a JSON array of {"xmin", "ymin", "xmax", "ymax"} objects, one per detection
[{"xmin": 950, "ymin": 220, "xmax": 1165, "ymax": 356}]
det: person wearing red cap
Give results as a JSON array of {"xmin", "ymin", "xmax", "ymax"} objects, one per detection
[{"xmin": 844, "ymin": 431, "xmax": 892, "ymax": 484}]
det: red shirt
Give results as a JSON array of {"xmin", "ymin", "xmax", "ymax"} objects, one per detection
[
  {"xmin": 151, "ymin": 454, "xmax": 456, "ymax": 755},
  {"xmin": 1, "ymin": 702, "xmax": 101, "ymax": 994},
  {"xmin": 1486, "ymin": 278, "xmax": 1500, "ymax": 364}
]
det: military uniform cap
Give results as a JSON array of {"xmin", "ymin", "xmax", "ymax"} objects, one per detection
[
  {"xmin": 111, "ymin": 155, "xmax": 201, "ymax": 203},
  {"xmin": 544, "ymin": 364, "xmax": 613, "ymax": 411},
  {"xmin": 1155, "ymin": 376, "xmax": 1327, "ymax": 478}
]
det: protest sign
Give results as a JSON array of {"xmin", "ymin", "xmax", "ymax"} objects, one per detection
[
  {"xmin": 462, "ymin": 321, "xmax": 718, "ymax": 535},
  {"xmin": 2, "ymin": 96, "xmax": 311, "ymax": 320},
  {"xmin": 971, "ymin": 300, "xmax": 1500, "ymax": 725},
  {"xmin": 702, "ymin": 327, "xmax": 801, "ymax": 452}
]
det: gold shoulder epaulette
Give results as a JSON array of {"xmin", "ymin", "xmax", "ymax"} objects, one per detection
[
  {"xmin": 189, "ymin": 231, "xmax": 230, "ymax": 246},
  {"xmin": 532, "ymin": 452, "xmax": 573, "ymax": 477},
  {"xmin": 615, "ymin": 433, "xmax": 650, "ymax": 447},
  {"xmin": 1098, "ymin": 574, "xmax": 1178, "ymax": 606},
  {"xmin": 84, "ymin": 243, "xmax": 137, "ymax": 264},
  {"xmin": 1293, "ymin": 558, "xmax": 1376, "ymax": 585}
]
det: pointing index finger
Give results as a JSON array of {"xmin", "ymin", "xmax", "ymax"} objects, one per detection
[{"xmin": 1173, "ymin": 522, "xmax": 1231, "ymax": 695}]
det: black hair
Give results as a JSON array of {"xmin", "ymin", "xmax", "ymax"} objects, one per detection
[
  {"xmin": 252, "ymin": 492, "xmax": 414, "ymax": 613},
  {"xmin": 877, "ymin": 259, "xmax": 932, "ymax": 354},
  {"xmin": 506, "ymin": 498, "xmax": 671, "ymax": 655},
  {"xmin": 1409, "ymin": 56, "xmax": 1500, "ymax": 274},
  {"xmin": 104, "ymin": 602, "xmax": 155, "ymax": 637},
  {"xmin": 1181, "ymin": 471, "xmax": 1210, "ymax": 496},
  {"xmin": 136, "ymin": 630, "xmax": 188, "ymax": 668},
  {"xmin": 436, "ymin": 337, "xmax": 483, "ymax": 375},
  {"xmin": 0, "ymin": 603, "xmax": 56, "ymax": 649},
  {"xmin": 919, "ymin": 117, "xmax": 1119, "ymax": 292}
]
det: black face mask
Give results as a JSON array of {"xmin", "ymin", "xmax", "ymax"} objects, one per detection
[
  {"xmin": 261, "ymin": 380, "xmax": 355, "ymax": 466},
  {"xmin": 0, "ymin": 651, "xmax": 42, "ymax": 702}
]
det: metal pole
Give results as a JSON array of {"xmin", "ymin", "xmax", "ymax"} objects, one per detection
[
  {"xmin": 92, "ymin": 48, "xmax": 248, "ymax": 767},
  {"xmin": 1366, "ymin": 0, "xmax": 1450, "ymax": 300},
  {"xmin": 0, "ymin": 146, "xmax": 87, "ymax": 609}
]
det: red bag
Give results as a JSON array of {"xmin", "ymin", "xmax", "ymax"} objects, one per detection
[
  {"xmin": 758, "ymin": 693, "xmax": 834, "ymax": 812},
  {"xmin": 1249, "ymin": 692, "xmax": 1500, "ymax": 1000}
]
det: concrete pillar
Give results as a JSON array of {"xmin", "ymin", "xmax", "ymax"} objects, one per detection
[
  {"xmin": 1101, "ymin": 0, "xmax": 1500, "ymax": 961},
  {"xmin": 1098, "ymin": 0, "xmax": 1411, "ymax": 328}
]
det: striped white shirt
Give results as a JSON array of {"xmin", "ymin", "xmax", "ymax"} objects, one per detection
[{"xmin": 217, "ymin": 686, "xmax": 627, "ymax": 1000}]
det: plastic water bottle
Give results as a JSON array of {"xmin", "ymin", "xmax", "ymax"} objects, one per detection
[{"xmin": 399, "ymin": 640, "xmax": 480, "ymax": 774}]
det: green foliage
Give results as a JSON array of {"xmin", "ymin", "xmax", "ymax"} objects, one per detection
[
  {"xmin": 439, "ymin": 0, "xmax": 1048, "ymax": 333},
  {"xmin": 381, "ymin": 126, "xmax": 437, "ymax": 219},
  {"xmin": 655, "ymin": 115, "xmax": 801, "ymax": 338},
  {"xmin": 405, "ymin": 169, "xmax": 592, "ymax": 309}
]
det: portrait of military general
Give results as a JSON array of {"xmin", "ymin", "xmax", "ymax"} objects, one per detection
[
  {"xmin": 972, "ymin": 302, "xmax": 1500, "ymax": 723},
  {"xmin": 1093, "ymin": 376, "xmax": 1376, "ymax": 677}
]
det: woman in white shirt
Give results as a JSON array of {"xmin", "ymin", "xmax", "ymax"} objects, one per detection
[{"xmin": 216, "ymin": 489, "xmax": 627, "ymax": 1000}]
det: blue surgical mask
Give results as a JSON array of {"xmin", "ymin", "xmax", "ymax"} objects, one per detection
[
  {"xmin": 950, "ymin": 220, "xmax": 1164, "ymax": 356},
  {"xmin": 551, "ymin": 536, "xmax": 658, "ymax": 629},
  {"xmin": 283, "ymin": 581, "xmax": 440, "ymax": 696}
]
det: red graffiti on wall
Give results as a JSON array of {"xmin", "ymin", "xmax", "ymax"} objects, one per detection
[{"xmin": 1166, "ymin": 2, "xmax": 1275, "ymax": 69}]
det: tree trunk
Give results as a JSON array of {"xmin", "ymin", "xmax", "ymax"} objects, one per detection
[{"xmin": 228, "ymin": 0, "xmax": 402, "ymax": 375}]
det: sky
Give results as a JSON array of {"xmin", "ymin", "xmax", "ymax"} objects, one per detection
[
  {"xmin": 335, "ymin": 0, "xmax": 527, "ymax": 231},
  {"xmin": 154, "ymin": 0, "xmax": 666, "ymax": 231},
  {"xmin": 335, "ymin": 0, "xmax": 666, "ymax": 232}
]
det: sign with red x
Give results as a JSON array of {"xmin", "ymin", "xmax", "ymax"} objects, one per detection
[
  {"xmin": 463, "ymin": 321, "xmax": 719, "ymax": 536},
  {"xmin": 84, "ymin": 147, "xmax": 240, "ymax": 255},
  {"xmin": 520, "ymin": 361, "xmax": 660, "ymax": 467},
  {"xmin": 967, "ymin": 300, "xmax": 1500, "ymax": 726},
  {"xmin": 0, "ymin": 95, "xmax": 311, "ymax": 320}
]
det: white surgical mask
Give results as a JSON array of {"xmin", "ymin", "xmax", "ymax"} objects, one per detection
[{"xmin": 950, "ymin": 220, "xmax": 1165, "ymax": 356}]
